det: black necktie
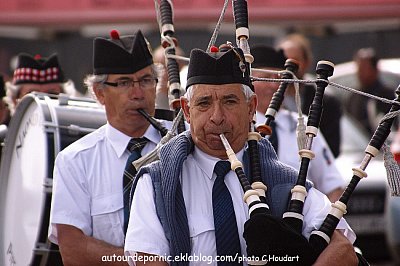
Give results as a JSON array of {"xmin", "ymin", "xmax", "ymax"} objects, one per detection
[
  {"xmin": 123, "ymin": 137, "xmax": 148, "ymax": 235},
  {"xmin": 212, "ymin": 161, "xmax": 242, "ymax": 265},
  {"xmin": 269, "ymin": 120, "xmax": 279, "ymax": 154}
]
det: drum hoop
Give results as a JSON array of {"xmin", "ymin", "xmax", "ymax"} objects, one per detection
[
  {"xmin": 33, "ymin": 95, "xmax": 60, "ymax": 264},
  {"xmin": 43, "ymin": 95, "xmax": 61, "ymax": 156}
]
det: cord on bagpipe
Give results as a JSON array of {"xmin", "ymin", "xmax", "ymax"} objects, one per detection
[
  {"xmin": 308, "ymin": 86, "xmax": 400, "ymax": 256},
  {"xmin": 155, "ymin": 0, "xmax": 186, "ymax": 133}
]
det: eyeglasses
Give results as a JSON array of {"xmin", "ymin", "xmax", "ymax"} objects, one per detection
[{"xmin": 103, "ymin": 77, "xmax": 158, "ymax": 90}]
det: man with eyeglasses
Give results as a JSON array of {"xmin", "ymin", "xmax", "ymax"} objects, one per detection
[{"xmin": 49, "ymin": 29, "xmax": 171, "ymax": 265}]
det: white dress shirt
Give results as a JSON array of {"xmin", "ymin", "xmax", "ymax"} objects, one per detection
[
  {"xmin": 125, "ymin": 146, "xmax": 355, "ymax": 266},
  {"xmin": 49, "ymin": 121, "xmax": 170, "ymax": 247},
  {"xmin": 256, "ymin": 110, "xmax": 346, "ymax": 195}
]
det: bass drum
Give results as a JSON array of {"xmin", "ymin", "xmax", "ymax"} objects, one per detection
[{"xmin": 0, "ymin": 93, "xmax": 106, "ymax": 266}]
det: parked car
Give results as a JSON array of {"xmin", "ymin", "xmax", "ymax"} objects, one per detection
[
  {"xmin": 328, "ymin": 59, "xmax": 400, "ymax": 264},
  {"xmin": 337, "ymin": 115, "xmax": 394, "ymax": 263}
]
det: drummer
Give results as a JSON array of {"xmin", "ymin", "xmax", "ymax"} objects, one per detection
[
  {"xmin": 48, "ymin": 29, "xmax": 171, "ymax": 265},
  {"xmin": 0, "ymin": 53, "xmax": 77, "ymax": 165},
  {"xmin": 0, "ymin": 75, "xmax": 9, "ymax": 126},
  {"xmin": 3, "ymin": 53, "xmax": 80, "ymax": 120}
]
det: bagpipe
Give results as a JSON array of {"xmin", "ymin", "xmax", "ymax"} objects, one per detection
[
  {"xmin": 219, "ymin": 132, "xmax": 319, "ymax": 265},
  {"xmin": 132, "ymin": 1, "xmax": 400, "ymax": 265},
  {"xmin": 309, "ymin": 86, "xmax": 400, "ymax": 255},
  {"xmin": 216, "ymin": 1, "xmax": 324, "ymax": 265},
  {"xmin": 219, "ymin": 0, "xmax": 400, "ymax": 265},
  {"xmin": 220, "ymin": 4, "xmax": 328, "ymax": 264}
]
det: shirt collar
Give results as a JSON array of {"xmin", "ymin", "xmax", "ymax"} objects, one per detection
[
  {"xmin": 193, "ymin": 145, "xmax": 245, "ymax": 180},
  {"xmin": 256, "ymin": 110, "xmax": 266, "ymax": 126},
  {"xmin": 106, "ymin": 122, "xmax": 161, "ymax": 158}
]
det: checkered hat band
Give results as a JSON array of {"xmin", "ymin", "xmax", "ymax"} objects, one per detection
[{"xmin": 13, "ymin": 67, "xmax": 59, "ymax": 84}]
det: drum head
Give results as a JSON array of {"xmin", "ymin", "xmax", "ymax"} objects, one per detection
[
  {"xmin": 0, "ymin": 93, "xmax": 106, "ymax": 265},
  {"xmin": 0, "ymin": 95, "xmax": 48, "ymax": 265}
]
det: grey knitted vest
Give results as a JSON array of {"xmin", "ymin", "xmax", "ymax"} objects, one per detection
[{"xmin": 130, "ymin": 131, "xmax": 312, "ymax": 266}]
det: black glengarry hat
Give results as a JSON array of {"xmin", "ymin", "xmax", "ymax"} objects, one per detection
[
  {"xmin": 186, "ymin": 47, "xmax": 252, "ymax": 89},
  {"xmin": 251, "ymin": 45, "xmax": 286, "ymax": 69},
  {"xmin": 13, "ymin": 53, "xmax": 65, "ymax": 85},
  {"xmin": 93, "ymin": 29, "xmax": 153, "ymax": 75}
]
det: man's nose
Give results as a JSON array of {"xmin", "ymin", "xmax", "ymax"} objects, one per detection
[
  {"xmin": 209, "ymin": 103, "xmax": 225, "ymax": 125},
  {"xmin": 128, "ymin": 83, "xmax": 144, "ymax": 99}
]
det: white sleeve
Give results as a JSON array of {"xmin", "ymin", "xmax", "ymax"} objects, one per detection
[
  {"xmin": 308, "ymin": 133, "xmax": 346, "ymax": 195},
  {"xmin": 124, "ymin": 173, "xmax": 170, "ymax": 265},
  {"xmin": 48, "ymin": 152, "xmax": 92, "ymax": 244},
  {"xmin": 302, "ymin": 188, "xmax": 356, "ymax": 244}
]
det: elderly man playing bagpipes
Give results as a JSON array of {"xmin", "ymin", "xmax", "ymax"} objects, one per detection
[{"xmin": 124, "ymin": 44, "xmax": 362, "ymax": 266}]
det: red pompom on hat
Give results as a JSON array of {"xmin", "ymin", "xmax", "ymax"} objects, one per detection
[
  {"xmin": 93, "ymin": 29, "xmax": 153, "ymax": 75},
  {"xmin": 110, "ymin": 29, "xmax": 120, "ymax": 40},
  {"xmin": 210, "ymin": 46, "xmax": 219, "ymax": 53}
]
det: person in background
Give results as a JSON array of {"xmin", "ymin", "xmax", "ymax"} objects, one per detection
[
  {"xmin": 3, "ymin": 53, "xmax": 80, "ymax": 119},
  {"xmin": 49, "ymin": 29, "xmax": 170, "ymax": 265},
  {"xmin": 152, "ymin": 45, "xmax": 186, "ymax": 120},
  {"xmin": 277, "ymin": 33, "xmax": 343, "ymax": 158},
  {"xmin": 251, "ymin": 44, "xmax": 345, "ymax": 202},
  {"xmin": 346, "ymin": 47, "xmax": 395, "ymax": 135},
  {"xmin": 0, "ymin": 75, "xmax": 10, "ymax": 126},
  {"xmin": 124, "ymin": 46, "xmax": 358, "ymax": 266},
  {"xmin": 0, "ymin": 75, "xmax": 9, "ymax": 157}
]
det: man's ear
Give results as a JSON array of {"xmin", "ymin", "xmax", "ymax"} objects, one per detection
[
  {"xmin": 93, "ymin": 85, "xmax": 105, "ymax": 105},
  {"xmin": 180, "ymin": 97, "xmax": 191, "ymax": 124},
  {"xmin": 12, "ymin": 95, "xmax": 18, "ymax": 106},
  {"xmin": 248, "ymin": 94, "xmax": 258, "ymax": 122}
]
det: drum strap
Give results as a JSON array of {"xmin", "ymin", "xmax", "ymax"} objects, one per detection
[{"xmin": 123, "ymin": 137, "xmax": 148, "ymax": 235}]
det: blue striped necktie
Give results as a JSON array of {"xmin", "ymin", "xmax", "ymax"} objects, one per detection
[
  {"xmin": 123, "ymin": 137, "xmax": 148, "ymax": 235},
  {"xmin": 212, "ymin": 161, "xmax": 242, "ymax": 265}
]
